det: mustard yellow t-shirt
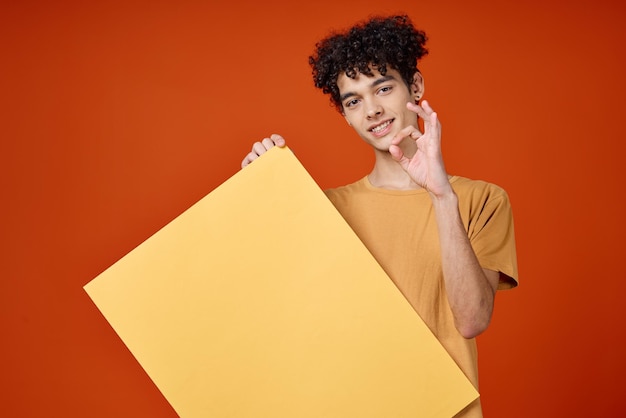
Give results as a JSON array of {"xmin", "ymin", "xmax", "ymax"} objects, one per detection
[{"xmin": 324, "ymin": 175, "xmax": 518, "ymax": 418}]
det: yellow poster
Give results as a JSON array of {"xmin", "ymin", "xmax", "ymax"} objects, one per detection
[{"xmin": 84, "ymin": 146, "xmax": 478, "ymax": 417}]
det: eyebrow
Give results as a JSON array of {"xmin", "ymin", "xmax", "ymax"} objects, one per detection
[{"xmin": 339, "ymin": 74, "xmax": 397, "ymax": 102}]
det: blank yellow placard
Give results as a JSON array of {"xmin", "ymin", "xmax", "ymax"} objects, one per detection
[{"xmin": 84, "ymin": 146, "xmax": 478, "ymax": 417}]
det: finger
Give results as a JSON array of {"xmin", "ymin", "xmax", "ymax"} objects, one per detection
[
  {"xmin": 252, "ymin": 140, "xmax": 270, "ymax": 155},
  {"xmin": 389, "ymin": 144, "xmax": 411, "ymax": 171},
  {"xmin": 241, "ymin": 151, "xmax": 259, "ymax": 168},
  {"xmin": 391, "ymin": 125, "xmax": 422, "ymax": 145},
  {"xmin": 421, "ymin": 111, "xmax": 441, "ymax": 144},
  {"xmin": 431, "ymin": 111, "xmax": 439, "ymax": 126},
  {"xmin": 421, "ymin": 100, "xmax": 434, "ymax": 113},
  {"xmin": 406, "ymin": 101, "xmax": 422, "ymax": 114},
  {"xmin": 270, "ymin": 133, "xmax": 286, "ymax": 147},
  {"xmin": 425, "ymin": 110, "xmax": 440, "ymax": 131},
  {"xmin": 408, "ymin": 100, "xmax": 438, "ymax": 122},
  {"xmin": 241, "ymin": 141, "xmax": 271, "ymax": 169},
  {"xmin": 242, "ymin": 134, "xmax": 288, "ymax": 169},
  {"xmin": 407, "ymin": 102, "xmax": 430, "ymax": 121},
  {"xmin": 260, "ymin": 134, "xmax": 287, "ymax": 150},
  {"xmin": 389, "ymin": 144, "xmax": 402, "ymax": 161},
  {"xmin": 261, "ymin": 137, "xmax": 275, "ymax": 150},
  {"xmin": 391, "ymin": 127, "xmax": 409, "ymax": 145}
]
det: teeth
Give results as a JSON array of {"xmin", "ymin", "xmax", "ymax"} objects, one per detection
[{"xmin": 371, "ymin": 120, "xmax": 391, "ymax": 133}]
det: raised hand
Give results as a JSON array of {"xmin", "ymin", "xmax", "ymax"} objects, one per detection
[
  {"xmin": 241, "ymin": 134, "xmax": 286, "ymax": 168},
  {"xmin": 388, "ymin": 100, "xmax": 452, "ymax": 197}
]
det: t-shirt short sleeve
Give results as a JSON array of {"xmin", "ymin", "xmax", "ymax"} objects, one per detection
[{"xmin": 457, "ymin": 180, "xmax": 518, "ymax": 290}]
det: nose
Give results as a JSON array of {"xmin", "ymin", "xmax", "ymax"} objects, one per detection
[{"xmin": 365, "ymin": 100, "xmax": 383, "ymax": 119}]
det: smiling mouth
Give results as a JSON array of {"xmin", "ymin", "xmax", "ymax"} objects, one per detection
[{"xmin": 370, "ymin": 119, "xmax": 393, "ymax": 133}]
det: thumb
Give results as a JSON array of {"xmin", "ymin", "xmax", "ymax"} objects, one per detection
[{"xmin": 389, "ymin": 144, "xmax": 409, "ymax": 169}]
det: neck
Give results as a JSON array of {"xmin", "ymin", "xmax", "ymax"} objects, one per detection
[{"xmin": 368, "ymin": 152, "xmax": 422, "ymax": 190}]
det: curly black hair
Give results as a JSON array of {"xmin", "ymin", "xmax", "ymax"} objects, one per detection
[{"xmin": 309, "ymin": 15, "xmax": 428, "ymax": 112}]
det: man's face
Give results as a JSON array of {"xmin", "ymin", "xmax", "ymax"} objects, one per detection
[{"xmin": 337, "ymin": 67, "xmax": 423, "ymax": 152}]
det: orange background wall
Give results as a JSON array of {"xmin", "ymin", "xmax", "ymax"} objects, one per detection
[{"xmin": 2, "ymin": 0, "xmax": 625, "ymax": 416}]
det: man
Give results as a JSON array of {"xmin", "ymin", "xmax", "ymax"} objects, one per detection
[{"xmin": 241, "ymin": 15, "xmax": 518, "ymax": 418}]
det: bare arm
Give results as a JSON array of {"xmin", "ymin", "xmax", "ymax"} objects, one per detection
[
  {"xmin": 390, "ymin": 101, "xmax": 498, "ymax": 338},
  {"xmin": 431, "ymin": 192, "xmax": 499, "ymax": 338}
]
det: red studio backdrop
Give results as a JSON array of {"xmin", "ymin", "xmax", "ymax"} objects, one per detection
[{"xmin": 2, "ymin": 0, "xmax": 625, "ymax": 416}]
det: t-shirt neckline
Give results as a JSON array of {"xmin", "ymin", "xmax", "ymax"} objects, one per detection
[{"xmin": 362, "ymin": 175, "xmax": 459, "ymax": 195}]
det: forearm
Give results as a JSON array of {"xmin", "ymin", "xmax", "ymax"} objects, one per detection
[{"xmin": 431, "ymin": 190, "xmax": 497, "ymax": 339}]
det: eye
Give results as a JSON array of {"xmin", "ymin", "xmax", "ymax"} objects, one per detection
[
  {"xmin": 344, "ymin": 98, "xmax": 360, "ymax": 108},
  {"xmin": 378, "ymin": 85, "xmax": 393, "ymax": 94}
]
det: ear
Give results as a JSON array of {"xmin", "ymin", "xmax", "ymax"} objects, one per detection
[{"xmin": 410, "ymin": 71, "xmax": 425, "ymax": 102}]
